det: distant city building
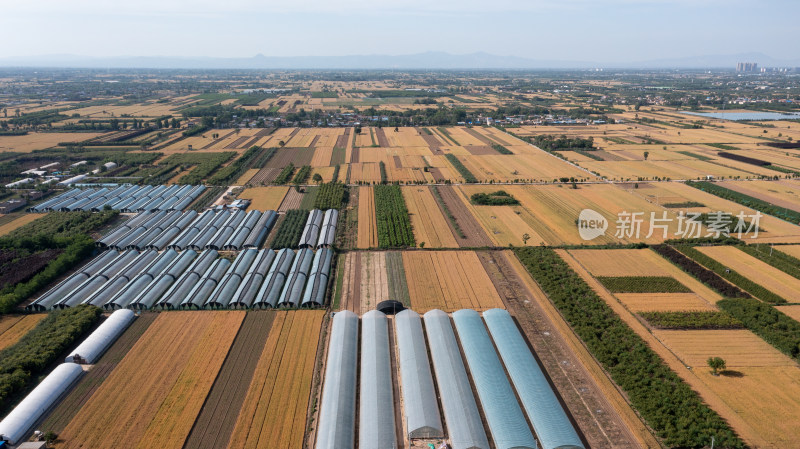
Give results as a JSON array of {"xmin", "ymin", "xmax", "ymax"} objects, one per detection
[{"xmin": 736, "ymin": 62, "xmax": 758, "ymax": 72}]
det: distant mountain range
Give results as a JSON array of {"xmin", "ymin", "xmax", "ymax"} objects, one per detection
[{"xmin": 0, "ymin": 51, "xmax": 798, "ymax": 70}]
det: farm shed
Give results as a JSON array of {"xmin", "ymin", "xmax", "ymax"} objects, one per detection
[
  {"xmin": 301, "ymin": 248, "xmax": 333, "ymax": 307},
  {"xmin": 359, "ymin": 310, "xmax": 397, "ymax": 449},
  {"xmin": 253, "ymin": 248, "xmax": 295, "ymax": 308},
  {"xmin": 0, "ymin": 363, "xmax": 83, "ymax": 445},
  {"xmin": 483, "ymin": 309, "xmax": 584, "ymax": 449},
  {"xmin": 423, "ymin": 309, "xmax": 490, "ymax": 449},
  {"xmin": 394, "ymin": 309, "xmax": 444, "ymax": 439},
  {"xmin": 104, "ymin": 249, "xmax": 178, "ymax": 309},
  {"xmin": 169, "ymin": 210, "xmax": 216, "ymax": 250},
  {"xmin": 206, "ymin": 210, "xmax": 247, "ymax": 250},
  {"xmin": 453, "ymin": 309, "xmax": 537, "ymax": 449},
  {"xmin": 65, "ymin": 309, "xmax": 136, "ymax": 364},
  {"xmin": 229, "ymin": 249, "xmax": 275, "ymax": 308},
  {"xmin": 277, "ymin": 248, "xmax": 314, "ymax": 306},
  {"xmin": 146, "ymin": 210, "xmax": 199, "ymax": 250},
  {"xmin": 156, "ymin": 249, "xmax": 218, "ymax": 309},
  {"xmin": 315, "ymin": 310, "xmax": 358, "ymax": 449}
]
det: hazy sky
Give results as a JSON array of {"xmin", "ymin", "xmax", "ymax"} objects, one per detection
[{"xmin": 1, "ymin": 0, "xmax": 797, "ymax": 62}]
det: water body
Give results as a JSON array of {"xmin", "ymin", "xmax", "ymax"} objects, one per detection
[{"xmin": 682, "ymin": 111, "xmax": 800, "ymax": 121}]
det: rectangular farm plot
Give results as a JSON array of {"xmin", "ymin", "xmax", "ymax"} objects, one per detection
[
  {"xmin": 653, "ymin": 329, "xmax": 800, "ymax": 448},
  {"xmin": 228, "ymin": 310, "xmax": 325, "ymax": 449},
  {"xmin": 402, "ymin": 251, "xmax": 504, "ymax": 312},
  {"xmin": 402, "ymin": 186, "xmax": 458, "ymax": 248},
  {"xmin": 697, "ymin": 245, "xmax": 800, "ymax": 302},
  {"xmin": 58, "ymin": 311, "xmax": 245, "ymax": 449},
  {"xmin": 0, "ymin": 213, "xmax": 45, "ymax": 236},
  {"xmin": 569, "ymin": 248, "xmax": 722, "ymax": 306},
  {"xmin": 238, "ymin": 186, "xmax": 289, "ymax": 211},
  {"xmin": 357, "ymin": 186, "xmax": 378, "ymax": 249}
]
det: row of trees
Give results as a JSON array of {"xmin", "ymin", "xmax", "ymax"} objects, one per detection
[{"xmin": 514, "ymin": 247, "xmax": 744, "ymax": 448}]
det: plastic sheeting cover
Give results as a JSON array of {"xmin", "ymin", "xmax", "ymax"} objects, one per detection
[
  {"xmin": 315, "ymin": 310, "xmax": 358, "ymax": 449},
  {"xmin": 359, "ymin": 310, "xmax": 397, "ymax": 449},
  {"xmin": 65, "ymin": 309, "xmax": 135, "ymax": 364},
  {"xmin": 0, "ymin": 363, "xmax": 83, "ymax": 444},
  {"xmin": 483, "ymin": 309, "xmax": 584, "ymax": 449},
  {"xmin": 395, "ymin": 310, "xmax": 444, "ymax": 439},
  {"xmin": 452, "ymin": 309, "xmax": 537, "ymax": 449},
  {"xmin": 423, "ymin": 309, "xmax": 489, "ymax": 449}
]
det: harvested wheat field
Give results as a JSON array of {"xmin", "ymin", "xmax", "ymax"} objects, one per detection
[
  {"xmin": 697, "ymin": 245, "xmax": 800, "ymax": 301},
  {"xmin": 359, "ymin": 251, "xmax": 389, "ymax": 314},
  {"xmin": 615, "ymin": 293, "xmax": 716, "ymax": 313},
  {"xmin": 0, "ymin": 132, "xmax": 105, "ymax": 152},
  {"xmin": 0, "ymin": 213, "xmax": 45, "ymax": 236},
  {"xmin": 654, "ymin": 329, "xmax": 800, "ymax": 448},
  {"xmin": 774, "ymin": 305, "xmax": 800, "ymax": 323},
  {"xmin": 775, "ymin": 244, "xmax": 800, "ymax": 260},
  {"xmin": 402, "ymin": 251, "xmax": 503, "ymax": 312},
  {"xmin": 357, "ymin": 186, "xmax": 377, "ymax": 248},
  {"xmin": 57, "ymin": 311, "xmax": 244, "ymax": 449},
  {"xmin": 402, "ymin": 186, "xmax": 457, "ymax": 248},
  {"xmin": 238, "ymin": 186, "xmax": 288, "ymax": 211},
  {"xmin": 569, "ymin": 248, "xmax": 722, "ymax": 304},
  {"xmin": 0, "ymin": 314, "xmax": 45, "ymax": 351},
  {"xmin": 228, "ymin": 310, "xmax": 325, "ymax": 449}
]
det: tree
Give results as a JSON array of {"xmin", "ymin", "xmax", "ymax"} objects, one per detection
[
  {"xmin": 522, "ymin": 233, "xmax": 531, "ymax": 245},
  {"xmin": 312, "ymin": 173, "xmax": 323, "ymax": 184},
  {"xmin": 707, "ymin": 356, "xmax": 726, "ymax": 376},
  {"xmin": 279, "ymin": 140, "xmax": 286, "ymax": 147},
  {"xmin": 644, "ymin": 151, "xmax": 649, "ymax": 160}
]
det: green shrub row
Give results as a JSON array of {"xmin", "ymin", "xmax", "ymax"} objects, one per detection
[
  {"xmin": 638, "ymin": 311, "xmax": 743, "ymax": 329},
  {"xmin": 273, "ymin": 163, "xmax": 295, "ymax": 185},
  {"xmin": 292, "ymin": 165, "xmax": 311, "ymax": 185},
  {"xmin": 718, "ymin": 298, "xmax": 800, "ymax": 361},
  {"xmin": 0, "ymin": 305, "xmax": 102, "ymax": 411},
  {"xmin": 597, "ymin": 276, "xmax": 691, "ymax": 293},
  {"xmin": 314, "ymin": 183, "xmax": 347, "ymax": 210},
  {"xmin": 514, "ymin": 247, "xmax": 743, "ymax": 448},
  {"xmin": 676, "ymin": 245, "xmax": 786, "ymax": 304},
  {"xmin": 444, "ymin": 154, "xmax": 477, "ymax": 183},
  {"xmin": 270, "ymin": 209, "xmax": 309, "ymax": 249},
  {"xmin": 686, "ymin": 180, "xmax": 800, "ymax": 224},
  {"xmin": 470, "ymin": 190, "xmax": 519, "ymax": 206}
]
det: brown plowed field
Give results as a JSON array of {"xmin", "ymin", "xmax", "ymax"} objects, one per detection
[
  {"xmin": 227, "ymin": 310, "xmax": 325, "ymax": 449},
  {"xmin": 278, "ymin": 188, "xmax": 304, "ymax": 212},
  {"xmin": 225, "ymin": 136, "xmax": 251, "ymax": 149},
  {"xmin": 201, "ymin": 130, "xmax": 236, "ymax": 149},
  {"xmin": 375, "ymin": 128, "xmax": 390, "ymax": 147},
  {"xmin": 464, "ymin": 145, "xmax": 497, "ymax": 155},
  {"xmin": 350, "ymin": 146, "xmax": 360, "ymax": 163},
  {"xmin": 43, "ymin": 313, "xmax": 158, "ymax": 433},
  {"xmin": 308, "ymin": 135, "xmax": 320, "ymax": 147},
  {"xmin": 265, "ymin": 148, "xmax": 315, "ymax": 169},
  {"xmin": 250, "ymin": 167, "xmax": 280, "ymax": 185},
  {"xmin": 435, "ymin": 185, "xmax": 492, "ymax": 247},
  {"xmin": 478, "ymin": 251, "xmax": 655, "ymax": 449},
  {"xmin": 241, "ymin": 128, "xmax": 274, "ymax": 148},
  {"xmin": 335, "ymin": 127, "xmax": 351, "ymax": 148},
  {"xmin": 184, "ymin": 311, "xmax": 277, "ymax": 449},
  {"xmin": 428, "ymin": 166, "xmax": 446, "ymax": 181},
  {"xmin": 338, "ymin": 252, "xmax": 362, "ymax": 313}
]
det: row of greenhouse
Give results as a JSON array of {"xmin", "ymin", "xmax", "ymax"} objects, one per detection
[
  {"xmin": 98, "ymin": 209, "xmax": 277, "ymax": 251},
  {"xmin": 316, "ymin": 309, "xmax": 585, "ymax": 449},
  {"xmin": 27, "ymin": 247, "xmax": 334, "ymax": 311},
  {"xmin": 29, "ymin": 184, "xmax": 206, "ymax": 213},
  {"xmin": 0, "ymin": 309, "xmax": 137, "ymax": 445},
  {"xmin": 300, "ymin": 209, "xmax": 338, "ymax": 248}
]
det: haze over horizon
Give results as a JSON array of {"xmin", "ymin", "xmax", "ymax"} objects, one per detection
[{"xmin": 1, "ymin": 0, "xmax": 798, "ymax": 66}]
